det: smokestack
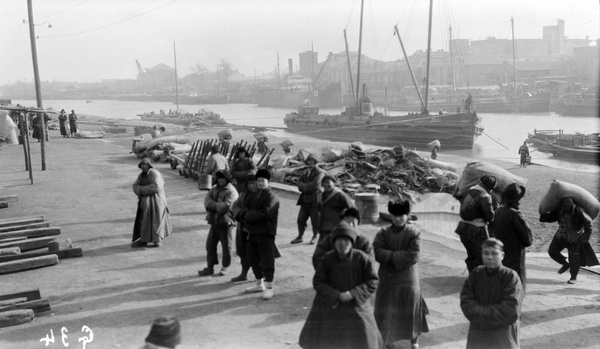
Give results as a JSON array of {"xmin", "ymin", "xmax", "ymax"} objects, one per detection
[{"xmin": 288, "ymin": 59, "xmax": 293, "ymax": 75}]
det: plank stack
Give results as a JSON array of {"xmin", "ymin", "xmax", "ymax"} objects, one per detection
[{"xmin": 0, "ymin": 289, "xmax": 51, "ymax": 327}]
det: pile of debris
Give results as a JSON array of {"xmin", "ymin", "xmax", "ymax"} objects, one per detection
[{"xmin": 271, "ymin": 143, "xmax": 459, "ymax": 197}]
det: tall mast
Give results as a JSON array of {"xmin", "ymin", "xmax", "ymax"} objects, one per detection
[
  {"xmin": 394, "ymin": 25, "xmax": 425, "ymax": 111},
  {"xmin": 343, "ymin": 29, "xmax": 357, "ymax": 105},
  {"xmin": 424, "ymin": 0, "xmax": 433, "ymax": 115},
  {"xmin": 449, "ymin": 25, "xmax": 456, "ymax": 101},
  {"xmin": 173, "ymin": 41, "xmax": 179, "ymax": 112},
  {"xmin": 511, "ymin": 16, "xmax": 518, "ymax": 98},
  {"xmin": 355, "ymin": 0, "xmax": 365, "ymax": 107}
]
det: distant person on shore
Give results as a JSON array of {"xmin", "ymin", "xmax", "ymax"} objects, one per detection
[
  {"xmin": 32, "ymin": 112, "xmax": 51, "ymax": 142},
  {"xmin": 316, "ymin": 175, "xmax": 354, "ymax": 244},
  {"xmin": 373, "ymin": 199, "xmax": 429, "ymax": 349},
  {"xmin": 68, "ymin": 110, "xmax": 78, "ymax": 137},
  {"xmin": 198, "ymin": 171, "xmax": 239, "ymax": 277},
  {"xmin": 312, "ymin": 207, "xmax": 374, "ymax": 270},
  {"xmin": 205, "ymin": 144, "xmax": 229, "ymax": 184},
  {"xmin": 132, "ymin": 158, "xmax": 172, "ymax": 248},
  {"xmin": 464, "ymin": 93, "xmax": 473, "ymax": 112},
  {"xmin": 291, "ymin": 155, "xmax": 324, "ymax": 245},
  {"xmin": 460, "ymin": 238, "xmax": 524, "ymax": 349},
  {"xmin": 489, "ymin": 183, "xmax": 532, "ymax": 290},
  {"xmin": 238, "ymin": 169, "xmax": 280, "ymax": 300},
  {"xmin": 541, "ymin": 197, "xmax": 599, "ymax": 284},
  {"xmin": 299, "ymin": 222, "xmax": 383, "ymax": 349},
  {"xmin": 455, "ymin": 175, "xmax": 499, "ymax": 272},
  {"xmin": 518, "ymin": 141, "xmax": 530, "ymax": 167},
  {"xmin": 142, "ymin": 315, "xmax": 181, "ymax": 349},
  {"xmin": 257, "ymin": 137, "xmax": 268, "ymax": 155},
  {"xmin": 58, "ymin": 109, "xmax": 69, "ymax": 138}
]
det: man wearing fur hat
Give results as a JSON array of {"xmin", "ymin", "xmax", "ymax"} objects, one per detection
[
  {"xmin": 299, "ymin": 221, "xmax": 383, "ymax": 349},
  {"xmin": 198, "ymin": 170, "xmax": 239, "ymax": 276},
  {"xmin": 374, "ymin": 199, "xmax": 428, "ymax": 349},
  {"xmin": 455, "ymin": 175, "xmax": 499, "ymax": 272},
  {"xmin": 489, "ymin": 183, "xmax": 532, "ymax": 289},
  {"xmin": 312, "ymin": 208, "xmax": 374, "ymax": 270},
  {"xmin": 205, "ymin": 144, "xmax": 229, "ymax": 180},
  {"xmin": 230, "ymin": 146, "xmax": 256, "ymax": 194},
  {"xmin": 238, "ymin": 169, "xmax": 280, "ymax": 300},
  {"xmin": 132, "ymin": 158, "xmax": 172, "ymax": 248},
  {"xmin": 292, "ymin": 155, "xmax": 325, "ymax": 244},
  {"xmin": 317, "ymin": 175, "xmax": 355, "ymax": 244}
]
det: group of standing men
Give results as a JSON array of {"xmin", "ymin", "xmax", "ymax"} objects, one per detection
[{"xmin": 57, "ymin": 109, "xmax": 78, "ymax": 138}]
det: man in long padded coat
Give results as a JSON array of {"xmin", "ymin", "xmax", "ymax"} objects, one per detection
[
  {"xmin": 132, "ymin": 158, "xmax": 172, "ymax": 248},
  {"xmin": 299, "ymin": 222, "xmax": 382, "ymax": 349},
  {"xmin": 291, "ymin": 155, "xmax": 325, "ymax": 245},
  {"xmin": 316, "ymin": 175, "xmax": 355, "ymax": 244}
]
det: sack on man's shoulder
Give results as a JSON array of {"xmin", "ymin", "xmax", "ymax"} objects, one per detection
[{"xmin": 459, "ymin": 192, "xmax": 480, "ymax": 221}]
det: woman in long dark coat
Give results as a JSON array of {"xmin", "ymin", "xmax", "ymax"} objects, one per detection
[
  {"xmin": 489, "ymin": 183, "xmax": 532, "ymax": 290},
  {"xmin": 299, "ymin": 222, "xmax": 382, "ymax": 349},
  {"xmin": 58, "ymin": 110, "xmax": 69, "ymax": 137},
  {"xmin": 373, "ymin": 199, "xmax": 428, "ymax": 349}
]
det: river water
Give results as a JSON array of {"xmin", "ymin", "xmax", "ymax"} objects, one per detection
[{"xmin": 14, "ymin": 99, "xmax": 600, "ymax": 173}]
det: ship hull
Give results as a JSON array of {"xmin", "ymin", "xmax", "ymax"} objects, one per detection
[
  {"xmin": 389, "ymin": 96, "xmax": 551, "ymax": 114},
  {"xmin": 284, "ymin": 112, "xmax": 482, "ymax": 150}
]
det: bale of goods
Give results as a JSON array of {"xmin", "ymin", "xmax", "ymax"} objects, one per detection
[
  {"xmin": 217, "ymin": 129, "xmax": 233, "ymax": 140},
  {"xmin": 349, "ymin": 142, "xmax": 367, "ymax": 157},
  {"xmin": 427, "ymin": 158, "xmax": 456, "ymax": 172},
  {"xmin": 280, "ymin": 139, "xmax": 294, "ymax": 148},
  {"xmin": 254, "ymin": 132, "xmax": 268, "ymax": 142},
  {"xmin": 427, "ymin": 139, "xmax": 441, "ymax": 150},
  {"xmin": 453, "ymin": 162, "xmax": 527, "ymax": 200},
  {"xmin": 0, "ymin": 309, "xmax": 34, "ymax": 327},
  {"xmin": 539, "ymin": 179, "xmax": 600, "ymax": 219}
]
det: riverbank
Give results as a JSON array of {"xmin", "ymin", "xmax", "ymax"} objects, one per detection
[{"xmin": 0, "ymin": 124, "xmax": 598, "ymax": 348}]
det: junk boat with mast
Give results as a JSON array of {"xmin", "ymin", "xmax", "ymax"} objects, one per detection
[{"xmin": 284, "ymin": 0, "xmax": 484, "ymax": 150}]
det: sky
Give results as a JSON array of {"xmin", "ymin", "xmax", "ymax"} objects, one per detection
[{"xmin": 0, "ymin": 0, "xmax": 598, "ymax": 85}]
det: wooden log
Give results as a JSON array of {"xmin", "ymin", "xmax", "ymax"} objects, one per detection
[
  {"xmin": 0, "ymin": 222, "xmax": 51, "ymax": 234},
  {"xmin": 0, "ymin": 309, "xmax": 34, "ymax": 327},
  {"xmin": 0, "ymin": 255, "xmax": 59, "ymax": 275},
  {"xmin": 48, "ymin": 238, "xmax": 73, "ymax": 252},
  {"xmin": 0, "ymin": 289, "xmax": 41, "ymax": 302},
  {"xmin": 0, "ymin": 227, "xmax": 61, "ymax": 241},
  {"xmin": 0, "ymin": 195, "xmax": 18, "ymax": 203},
  {"xmin": 0, "ymin": 247, "xmax": 82, "ymax": 263},
  {"xmin": 0, "ymin": 237, "xmax": 56, "ymax": 252},
  {"xmin": 0, "ymin": 202, "xmax": 8, "ymax": 209},
  {"xmin": 0, "ymin": 247, "xmax": 21, "ymax": 255},
  {"xmin": 0, "ymin": 297, "xmax": 27, "ymax": 307},
  {"xmin": 0, "ymin": 298, "xmax": 51, "ymax": 314},
  {"xmin": 0, "ymin": 237, "xmax": 27, "ymax": 243},
  {"xmin": 0, "ymin": 215, "xmax": 45, "ymax": 229}
]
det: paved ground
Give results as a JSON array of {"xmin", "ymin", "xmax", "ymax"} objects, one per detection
[{"xmin": 0, "ymin": 128, "xmax": 599, "ymax": 349}]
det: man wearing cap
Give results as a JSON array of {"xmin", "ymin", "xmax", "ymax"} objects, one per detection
[
  {"xmin": 291, "ymin": 155, "xmax": 325, "ymax": 244},
  {"xmin": 489, "ymin": 183, "xmax": 532, "ymax": 289},
  {"xmin": 142, "ymin": 315, "xmax": 181, "ymax": 349},
  {"xmin": 68, "ymin": 110, "xmax": 78, "ymax": 137},
  {"xmin": 316, "ymin": 175, "xmax": 355, "ymax": 244},
  {"xmin": 312, "ymin": 208, "xmax": 374, "ymax": 270},
  {"xmin": 230, "ymin": 146, "xmax": 256, "ymax": 194},
  {"xmin": 205, "ymin": 144, "xmax": 229, "ymax": 182},
  {"xmin": 455, "ymin": 175, "xmax": 499, "ymax": 272},
  {"xmin": 198, "ymin": 171, "xmax": 239, "ymax": 276},
  {"xmin": 299, "ymin": 221, "xmax": 382, "ymax": 349},
  {"xmin": 132, "ymin": 158, "xmax": 172, "ymax": 248},
  {"xmin": 238, "ymin": 169, "xmax": 280, "ymax": 300}
]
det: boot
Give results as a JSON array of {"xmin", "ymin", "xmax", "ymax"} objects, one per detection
[
  {"xmin": 231, "ymin": 267, "xmax": 249, "ymax": 282},
  {"xmin": 290, "ymin": 235, "xmax": 303, "ymax": 244}
]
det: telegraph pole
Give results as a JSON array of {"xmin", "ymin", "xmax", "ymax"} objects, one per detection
[{"xmin": 27, "ymin": 0, "xmax": 46, "ymax": 171}]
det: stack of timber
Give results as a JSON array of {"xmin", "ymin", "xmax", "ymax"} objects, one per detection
[
  {"xmin": 0, "ymin": 289, "xmax": 51, "ymax": 327},
  {"xmin": 0, "ymin": 194, "xmax": 18, "ymax": 209},
  {"xmin": 0, "ymin": 215, "xmax": 82, "ymax": 275}
]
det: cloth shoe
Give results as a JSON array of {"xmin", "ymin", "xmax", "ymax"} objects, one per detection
[
  {"xmin": 262, "ymin": 287, "xmax": 274, "ymax": 300},
  {"xmin": 131, "ymin": 240, "xmax": 147, "ymax": 248},
  {"xmin": 309, "ymin": 235, "xmax": 318, "ymax": 245},
  {"xmin": 231, "ymin": 272, "xmax": 248, "ymax": 282},
  {"xmin": 557, "ymin": 264, "xmax": 570, "ymax": 274},
  {"xmin": 197, "ymin": 267, "xmax": 214, "ymax": 276},
  {"xmin": 567, "ymin": 279, "xmax": 577, "ymax": 285},
  {"xmin": 245, "ymin": 280, "xmax": 265, "ymax": 293},
  {"xmin": 290, "ymin": 236, "xmax": 303, "ymax": 244},
  {"xmin": 219, "ymin": 267, "xmax": 228, "ymax": 276}
]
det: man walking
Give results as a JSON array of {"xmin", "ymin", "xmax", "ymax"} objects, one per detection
[
  {"xmin": 198, "ymin": 171, "xmax": 239, "ymax": 276},
  {"xmin": 455, "ymin": 175, "xmax": 498, "ymax": 272},
  {"xmin": 291, "ymin": 155, "xmax": 324, "ymax": 244},
  {"xmin": 518, "ymin": 141, "xmax": 530, "ymax": 167},
  {"xmin": 317, "ymin": 175, "xmax": 354, "ymax": 243}
]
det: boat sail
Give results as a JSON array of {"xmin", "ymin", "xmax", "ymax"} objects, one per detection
[{"xmin": 284, "ymin": 0, "xmax": 484, "ymax": 150}]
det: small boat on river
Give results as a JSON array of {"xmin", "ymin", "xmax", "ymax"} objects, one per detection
[
  {"xmin": 137, "ymin": 109, "xmax": 228, "ymax": 127},
  {"xmin": 528, "ymin": 129, "xmax": 600, "ymax": 164}
]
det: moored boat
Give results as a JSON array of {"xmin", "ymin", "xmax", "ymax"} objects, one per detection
[
  {"xmin": 137, "ymin": 109, "xmax": 228, "ymax": 127},
  {"xmin": 555, "ymin": 94, "xmax": 599, "ymax": 117},
  {"xmin": 528, "ymin": 129, "xmax": 599, "ymax": 164}
]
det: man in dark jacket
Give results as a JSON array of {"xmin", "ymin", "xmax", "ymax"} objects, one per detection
[
  {"xmin": 291, "ymin": 155, "xmax": 325, "ymax": 244},
  {"xmin": 230, "ymin": 146, "xmax": 256, "ymax": 194},
  {"xmin": 543, "ymin": 197, "xmax": 598, "ymax": 284},
  {"xmin": 455, "ymin": 175, "xmax": 498, "ymax": 272},
  {"xmin": 317, "ymin": 175, "xmax": 355, "ymax": 243},
  {"xmin": 238, "ymin": 169, "xmax": 280, "ymax": 300},
  {"xmin": 198, "ymin": 171, "xmax": 239, "ymax": 277}
]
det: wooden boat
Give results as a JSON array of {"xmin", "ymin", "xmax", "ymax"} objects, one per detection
[
  {"xmin": 283, "ymin": 0, "xmax": 483, "ymax": 150},
  {"xmin": 528, "ymin": 129, "xmax": 599, "ymax": 164},
  {"xmin": 555, "ymin": 94, "xmax": 599, "ymax": 117}
]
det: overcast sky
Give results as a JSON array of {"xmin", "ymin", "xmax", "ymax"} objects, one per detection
[{"xmin": 0, "ymin": 0, "xmax": 598, "ymax": 85}]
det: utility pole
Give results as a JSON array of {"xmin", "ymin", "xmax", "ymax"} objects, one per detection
[{"xmin": 27, "ymin": 0, "xmax": 46, "ymax": 171}]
